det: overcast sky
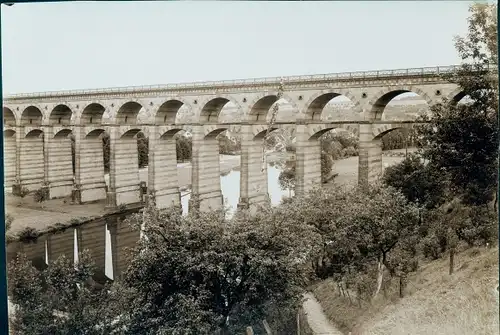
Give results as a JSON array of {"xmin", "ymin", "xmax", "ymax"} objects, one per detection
[{"xmin": 1, "ymin": 1, "xmax": 473, "ymax": 95}]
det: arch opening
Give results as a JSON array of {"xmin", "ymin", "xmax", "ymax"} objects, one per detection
[
  {"xmin": 54, "ymin": 129, "xmax": 72, "ymax": 139},
  {"xmin": 50, "ymin": 104, "xmax": 72, "ymax": 125},
  {"xmin": 3, "ymin": 107, "xmax": 16, "ymax": 126},
  {"xmin": 306, "ymin": 93, "xmax": 356, "ymax": 121},
  {"xmin": 200, "ymin": 98, "xmax": 233, "ymax": 123},
  {"xmin": 121, "ymin": 128, "xmax": 143, "ymax": 139},
  {"xmin": 21, "ymin": 106, "xmax": 43, "ymax": 126},
  {"xmin": 156, "ymin": 100, "xmax": 185, "ymax": 124},
  {"xmin": 116, "ymin": 102, "xmax": 142, "ymax": 125},
  {"xmin": 249, "ymin": 95, "xmax": 295, "ymax": 123},
  {"xmin": 160, "ymin": 128, "xmax": 184, "ymax": 140},
  {"xmin": 4, "ymin": 129, "xmax": 15, "ymax": 138},
  {"xmin": 205, "ymin": 127, "xmax": 229, "ymax": 140},
  {"xmin": 81, "ymin": 103, "xmax": 105, "ymax": 125},
  {"xmin": 25, "ymin": 129, "xmax": 44, "ymax": 138},
  {"xmin": 372, "ymin": 91, "xmax": 430, "ymax": 121}
]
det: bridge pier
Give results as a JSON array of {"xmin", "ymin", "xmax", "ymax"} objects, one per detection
[
  {"xmin": 358, "ymin": 124, "xmax": 383, "ymax": 188},
  {"xmin": 4, "ymin": 129, "xmax": 17, "ymax": 192},
  {"xmin": 295, "ymin": 122, "xmax": 322, "ymax": 198},
  {"xmin": 18, "ymin": 127, "xmax": 45, "ymax": 192},
  {"xmin": 73, "ymin": 127, "xmax": 107, "ymax": 204},
  {"xmin": 147, "ymin": 126, "xmax": 181, "ymax": 209},
  {"xmin": 238, "ymin": 124, "xmax": 270, "ymax": 213},
  {"xmin": 46, "ymin": 127, "xmax": 74, "ymax": 199},
  {"xmin": 106, "ymin": 127, "xmax": 142, "ymax": 208},
  {"xmin": 189, "ymin": 125, "xmax": 223, "ymax": 212}
]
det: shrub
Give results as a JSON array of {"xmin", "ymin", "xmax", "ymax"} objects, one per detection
[
  {"xmin": 18, "ymin": 227, "xmax": 40, "ymax": 243},
  {"xmin": 33, "ymin": 188, "xmax": 49, "ymax": 203}
]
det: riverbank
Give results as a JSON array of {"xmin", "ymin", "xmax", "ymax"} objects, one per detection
[{"xmin": 6, "ymin": 150, "xmax": 409, "ymax": 234}]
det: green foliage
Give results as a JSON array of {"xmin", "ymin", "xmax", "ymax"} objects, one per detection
[
  {"xmin": 137, "ymin": 132, "xmax": 149, "ymax": 168},
  {"xmin": 102, "ymin": 133, "xmax": 110, "ymax": 172},
  {"xmin": 416, "ymin": 3, "xmax": 498, "ymax": 207},
  {"xmin": 17, "ymin": 227, "xmax": 40, "ymax": 243},
  {"xmin": 33, "ymin": 188, "xmax": 49, "ymax": 203},
  {"xmin": 218, "ymin": 132, "xmax": 241, "ymax": 155},
  {"xmin": 175, "ymin": 133, "xmax": 192, "ymax": 161},
  {"xmin": 18, "ymin": 187, "xmax": 30, "ymax": 199},
  {"xmin": 383, "ymin": 153, "xmax": 448, "ymax": 209},
  {"xmin": 8, "ymin": 252, "xmax": 121, "ymax": 335},
  {"xmin": 6, "ymin": 214, "xmax": 13, "ymax": 232},
  {"xmin": 120, "ymin": 203, "xmax": 318, "ymax": 334}
]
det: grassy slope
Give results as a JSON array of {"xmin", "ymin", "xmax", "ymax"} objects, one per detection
[{"xmin": 313, "ymin": 246, "xmax": 499, "ymax": 335}]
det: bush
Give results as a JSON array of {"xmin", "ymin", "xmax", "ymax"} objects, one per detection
[
  {"xmin": 18, "ymin": 227, "xmax": 40, "ymax": 243},
  {"xmin": 33, "ymin": 188, "xmax": 49, "ymax": 203}
]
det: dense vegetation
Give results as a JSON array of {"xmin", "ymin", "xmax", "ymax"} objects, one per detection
[{"xmin": 8, "ymin": 4, "xmax": 498, "ymax": 334}]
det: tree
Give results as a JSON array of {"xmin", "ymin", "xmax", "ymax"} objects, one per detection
[
  {"xmin": 120, "ymin": 204, "xmax": 319, "ymax": 334},
  {"xmin": 8, "ymin": 251, "xmax": 121, "ymax": 335},
  {"xmin": 416, "ymin": 3, "xmax": 498, "ymax": 207},
  {"xmin": 383, "ymin": 153, "xmax": 448, "ymax": 209}
]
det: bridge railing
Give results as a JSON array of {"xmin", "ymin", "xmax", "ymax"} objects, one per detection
[{"xmin": 4, "ymin": 63, "xmax": 497, "ymax": 100}]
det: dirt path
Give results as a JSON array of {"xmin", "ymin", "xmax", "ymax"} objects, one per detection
[{"xmin": 303, "ymin": 292, "xmax": 344, "ymax": 335}]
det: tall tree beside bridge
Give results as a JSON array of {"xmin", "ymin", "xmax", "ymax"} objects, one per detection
[{"xmin": 413, "ymin": 3, "xmax": 497, "ymax": 207}]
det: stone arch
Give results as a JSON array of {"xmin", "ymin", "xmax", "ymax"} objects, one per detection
[
  {"xmin": 160, "ymin": 128, "xmax": 184, "ymax": 140},
  {"xmin": 446, "ymin": 87, "xmax": 466, "ymax": 104},
  {"xmin": 156, "ymin": 98, "xmax": 191, "ymax": 124},
  {"xmin": 54, "ymin": 128, "xmax": 73, "ymax": 139},
  {"xmin": 4, "ymin": 129, "xmax": 15, "ymax": 138},
  {"xmin": 21, "ymin": 106, "xmax": 43, "ymax": 126},
  {"xmin": 85, "ymin": 128, "xmax": 107, "ymax": 139},
  {"xmin": 198, "ymin": 96, "xmax": 240, "ymax": 123},
  {"xmin": 116, "ymin": 101, "xmax": 143, "ymax": 125},
  {"xmin": 3, "ymin": 107, "xmax": 16, "ymax": 126},
  {"xmin": 367, "ymin": 86, "xmax": 433, "ymax": 121},
  {"xmin": 303, "ymin": 90, "xmax": 361, "ymax": 121},
  {"xmin": 25, "ymin": 129, "xmax": 43, "ymax": 138},
  {"xmin": 247, "ymin": 92, "xmax": 299, "ymax": 123},
  {"xmin": 49, "ymin": 104, "xmax": 73, "ymax": 125},
  {"xmin": 121, "ymin": 128, "xmax": 142, "ymax": 139},
  {"xmin": 204, "ymin": 125, "xmax": 229, "ymax": 139},
  {"xmin": 372, "ymin": 123, "xmax": 414, "ymax": 140},
  {"xmin": 81, "ymin": 103, "xmax": 106, "ymax": 125},
  {"xmin": 252, "ymin": 124, "xmax": 279, "ymax": 140}
]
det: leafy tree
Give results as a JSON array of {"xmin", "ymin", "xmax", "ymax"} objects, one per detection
[
  {"xmin": 137, "ymin": 132, "xmax": 149, "ymax": 168},
  {"xmin": 8, "ymin": 251, "xmax": 121, "ymax": 335},
  {"xmin": 175, "ymin": 133, "xmax": 192, "ymax": 161},
  {"xmin": 120, "ymin": 204, "xmax": 318, "ymax": 334},
  {"xmin": 383, "ymin": 153, "xmax": 448, "ymax": 209},
  {"xmin": 416, "ymin": 3, "xmax": 498, "ymax": 207}
]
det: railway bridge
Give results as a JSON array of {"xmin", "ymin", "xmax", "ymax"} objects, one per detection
[{"xmin": 3, "ymin": 65, "xmax": 466, "ymax": 212}]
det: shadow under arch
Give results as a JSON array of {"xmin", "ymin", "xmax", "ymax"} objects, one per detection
[
  {"xmin": 199, "ymin": 97, "xmax": 239, "ymax": 123},
  {"xmin": 156, "ymin": 99, "xmax": 189, "ymax": 124},
  {"xmin": 3, "ymin": 107, "xmax": 16, "ymax": 126},
  {"xmin": 21, "ymin": 106, "xmax": 43, "ymax": 126},
  {"xmin": 54, "ymin": 129, "xmax": 73, "ymax": 139},
  {"xmin": 121, "ymin": 128, "xmax": 143, "ymax": 139},
  {"xmin": 304, "ymin": 91, "xmax": 361, "ymax": 121},
  {"xmin": 81, "ymin": 103, "xmax": 106, "ymax": 125},
  {"xmin": 50, "ymin": 104, "xmax": 72, "ymax": 125},
  {"xmin": 160, "ymin": 128, "xmax": 185, "ymax": 140},
  {"xmin": 25, "ymin": 129, "xmax": 44, "ymax": 138},
  {"xmin": 248, "ymin": 93, "xmax": 298, "ymax": 123},
  {"xmin": 116, "ymin": 101, "xmax": 143, "ymax": 125}
]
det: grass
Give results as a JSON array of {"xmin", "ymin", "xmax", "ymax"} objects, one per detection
[{"xmin": 313, "ymin": 246, "xmax": 499, "ymax": 335}]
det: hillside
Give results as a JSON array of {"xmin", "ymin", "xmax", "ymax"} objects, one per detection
[{"xmin": 312, "ymin": 246, "xmax": 499, "ymax": 335}]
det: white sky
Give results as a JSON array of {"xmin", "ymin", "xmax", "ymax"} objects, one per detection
[{"xmin": 1, "ymin": 1, "xmax": 474, "ymax": 94}]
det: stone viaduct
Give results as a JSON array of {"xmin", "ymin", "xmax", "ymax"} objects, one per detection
[{"xmin": 3, "ymin": 65, "xmax": 466, "ymax": 213}]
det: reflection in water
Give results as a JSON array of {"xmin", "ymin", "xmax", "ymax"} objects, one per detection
[
  {"xmin": 181, "ymin": 164, "xmax": 291, "ymax": 217},
  {"xmin": 101, "ymin": 164, "xmax": 291, "ymax": 280}
]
